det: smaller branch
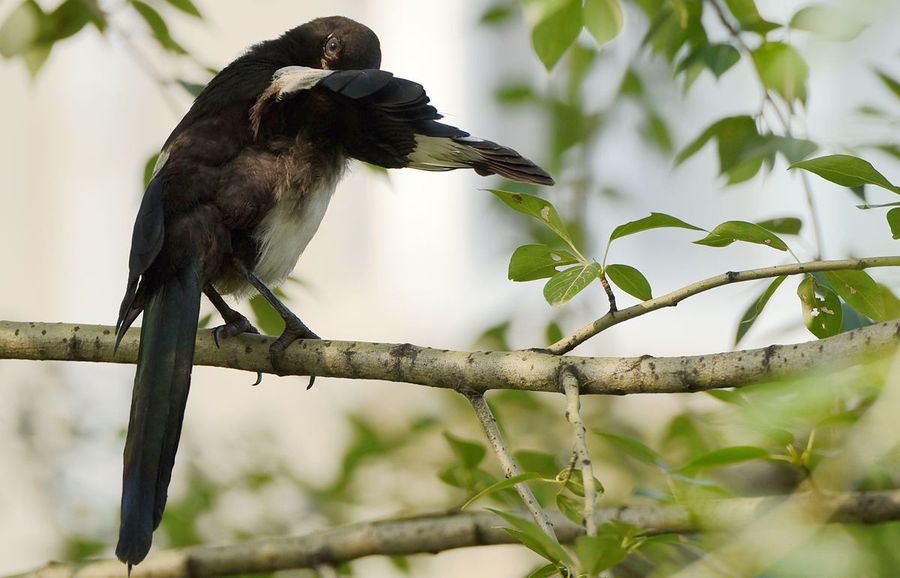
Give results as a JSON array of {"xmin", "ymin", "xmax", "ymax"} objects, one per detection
[
  {"xmin": 550, "ymin": 256, "xmax": 900, "ymax": 354},
  {"xmin": 464, "ymin": 392, "xmax": 558, "ymax": 541},
  {"xmin": 709, "ymin": 0, "xmax": 791, "ymax": 132},
  {"xmin": 12, "ymin": 492, "xmax": 900, "ymax": 578},
  {"xmin": 563, "ymin": 370, "xmax": 598, "ymax": 536}
]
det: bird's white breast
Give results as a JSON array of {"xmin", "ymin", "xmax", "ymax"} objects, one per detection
[{"xmin": 253, "ymin": 166, "xmax": 343, "ymax": 286}]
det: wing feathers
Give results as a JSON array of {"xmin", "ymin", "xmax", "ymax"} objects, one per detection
[{"xmin": 252, "ymin": 67, "xmax": 554, "ymax": 185}]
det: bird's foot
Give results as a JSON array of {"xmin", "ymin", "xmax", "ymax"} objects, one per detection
[
  {"xmin": 270, "ymin": 316, "xmax": 319, "ymax": 389},
  {"xmin": 212, "ymin": 311, "xmax": 263, "ymax": 385},
  {"xmin": 213, "ymin": 313, "xmax": 260, "ymax": 347}
]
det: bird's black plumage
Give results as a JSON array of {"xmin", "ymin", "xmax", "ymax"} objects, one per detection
[{"xmin": 115, "ymin": 16, "xmax": 553, "ymax": 568}]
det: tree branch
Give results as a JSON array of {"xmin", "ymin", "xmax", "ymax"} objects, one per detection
[
  {"xmin": 549, "ymin": 256, "xmax": 900, "ymax": 354},
  {"xmin": 465, "ymin": 392, "xmax": 559, "ymax": 541},
  {"xmin": 2, "ymin": 318, "xmax": 898, "ymax": 396},
  {"xmin": 562, "ymin": 370, "xmax": 598, "ymax": 536},
  {"xmin": 11, "ymin": 491, "xmax": 900, "ymax": 578}
]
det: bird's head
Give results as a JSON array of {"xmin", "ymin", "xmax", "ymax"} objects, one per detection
[{"xmin": 281, "ymin": 16, "xmax": 382, "ymax": 71}]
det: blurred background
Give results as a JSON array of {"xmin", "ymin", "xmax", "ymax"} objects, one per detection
[{"xmin": 0, "ymin": 0, "xmax": 898, "ymax": 576}]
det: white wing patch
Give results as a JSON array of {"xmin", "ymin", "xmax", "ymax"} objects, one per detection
[
  {"xmin": 407, "ymin": 135, "xmax": 483, "ymax": 171},
  {"xmin": 250, "ymin": 66, "xmax": 335, "ymax": 138}
]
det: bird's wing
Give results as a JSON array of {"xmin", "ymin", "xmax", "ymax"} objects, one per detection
[
  {"xmin": 116, "ymin": 176, "xmax": 165, "ymax": 346},
  {"xmin": 252, "ymin": 66, "xmax": 554, "ymax": 185}
]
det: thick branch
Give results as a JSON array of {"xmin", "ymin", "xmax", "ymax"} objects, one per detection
[
  {"xmin": 2, "ymin": 319, "xmax": 898, "ymax": 395},
  {"xmin": 550, "ymin": 256, "xmax": 900, "ymax": 354},
  {"xmin": 12, "ymin": 491, "xmax": 900, "ymax": 578}
]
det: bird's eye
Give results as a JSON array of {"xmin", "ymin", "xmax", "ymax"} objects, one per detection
[{"xmin": 325, "ymin": 36, "xmax": 342, "ymax": 58}]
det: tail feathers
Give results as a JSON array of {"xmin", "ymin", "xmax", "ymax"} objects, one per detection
[
  {"xmin": 116, "ymin": 263, "xmax": 202, "ymax": 567},
  {"xmin": 406, "ymin": 135, "xmax": 555, "ymax": 186}
]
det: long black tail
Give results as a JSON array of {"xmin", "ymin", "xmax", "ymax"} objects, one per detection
[{"xmin": 116, "ymin": 263, "xmax": 202, "ymax": 567}]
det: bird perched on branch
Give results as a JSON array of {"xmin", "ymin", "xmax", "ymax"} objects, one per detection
[{"xmin": 114, "ymin": 15, "xmax": 553, "ymax": 569}]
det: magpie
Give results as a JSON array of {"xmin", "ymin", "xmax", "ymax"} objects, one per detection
[{"xmin": 114, "ymin": 15, "xmax": 553, "ymax": 568}]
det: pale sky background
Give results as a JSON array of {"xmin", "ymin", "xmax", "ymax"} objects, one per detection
[{"xmin": 0, "ymin": 0, "xmax": 898, "ymax": 575}]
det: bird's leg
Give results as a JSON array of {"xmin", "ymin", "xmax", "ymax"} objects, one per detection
[
  {"xmin": 239, "ymin": 268, "xmax": 319, "ymax": 385},
  {"xmin": 204, "ymin": 286, "xmax": 264, "ymax": 385},
  {"xmin": 205, "ymin": 286, "xmax": 260, "ymax": 346}
]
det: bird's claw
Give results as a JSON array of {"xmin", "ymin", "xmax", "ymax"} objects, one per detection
[
  {"xmin": 269, "ymin": 321, "xmax": 319, "ymax": 388},
  {"xmin": 211, "ymin": 314, "xmax": 263, "ymax": 385}
]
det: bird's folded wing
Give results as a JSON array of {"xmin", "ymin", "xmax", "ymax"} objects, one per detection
[{"xmin": 252, "ymin": 66, "xmax": 554, "ymax": 185}]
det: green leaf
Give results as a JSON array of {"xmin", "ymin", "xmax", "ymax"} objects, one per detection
[
  {"xmin": 177, "ymin": 79, "xmax": 206, "ymax": 97},
  {"xmin": 515, "ymin": 450, "xmax": 561, "ymax": 479},
  {"xmin": 462, "ymin": 473, "xmax": 545, "ymax": 509},
  {"xmin": 675, "ymin": 117, "xmax": 725, "ymax": 166},
  {"xmin": 474, "ymin": 321, "xmax": 512, "ymax": 351},
  {"xmin": 735, "ymin": 276, "xmax": 787, "ymax": 345},
  {"xmin": 531, "ymin": 0, "xmax": 583, "ymax": 70},
  {"xmin": 789, "ymin": 4, "xmax": 866, "ymax": 41},
  {"xmin": 677, "ymin": 446, "xmax": 769, "ymax": 474},
  {"xmin": 0, "ymin": 1, "xmax": 43, "ymax": 58},
  {"xmin": 694, "ymin": 221, "xmax": 789, "ymax": 252},
  {"xmin": 526, "ymin": 564, "xmax": 561, "ymax": 578},
  {"xmin": 609, "ymin": 212, "xmax": 703, "ymax": 241},
  {"xmin": 575, "ymin": 534, "xmax": 628, "ymax": 574},
  {"xmin": 798, "ymin": 275, "xmax": 843, "ymax": 339},
  {"xmin": 675, "ymin": 115, "xmax": 769, "ymax": 183},
  {"xmin": 724, "ymin": 0, "xmax": 780, "ymax": 33},
  {"xmin": 596, "ymin": 432, "xmax": 667, "ymax": 470},
  {"xmin": 131, "ymin": 0, "xmax": 187, "ymax": 54},
  {"xmin": 490, "ymin": 190, "xmax": 576, "ymax": 246},
  {"xmin": 143, "ymin": 152, "xmax": 161, "ymax": 188},
  {"xmin": 888, "ymin": 208, "xmax": 900, "ymax": 240},
  {"xmin": 875, "ymin": 68, "xmax": 900, "ymax": 99},
  {"xmin": 545, "ymin": 321, "xmax": 564, "ymax": 346},
  {"xmin": 544, "ymin": 264, "xmax": 601, "ymax": 306},
  {"xmin": 752, "ymin": 41, "xmax": 809, "ymax": 104},
  {"xmin": 509, "ymin": 245, "xmax": 579, "ymax": 282},
  {"xmin": 756, "ymin": 217, "xmax": 802, "ymax": 235},
  {"xmin": 679, "ymin": 43, "xmax": 741, "ymax": 79},
  {"xmin": 644, "ymin": 111, "xmax": 673, "ymax": 153},
  {"xmin": 162, "ymin": 0, "xmax": 202, "ymax": 18},
  {"xmin": 790, "ymin": 155, "xmax": 899, "ymax": 193},
  {"xmin": 556, "ymin": 493, "xmax": 583, "ymax": 524},
  {"xmin": 444, "ymin": 433, "xmax": 486, "ymax": 469},
  {"xmin": 496, "ymin": 83, "xmax": 537, "ymax": 104},
  {"xmin": 249, "ymin": 294, "xmax": 285, "ymax": 335},
  {"xmin": 606, "ymin": 264, "xmax": 652, "ymax": 301},
  {"xmin": 583, "ymin": 0, "xmax": 624, "ymax": 47},
  {"xmin": 879, "ymin": 284, "xmax": 900, "ymax": 319},
  {"xmin": 823, "ymin": 270, "xmax": 886, "ymax": 321},
  {"xmin": 44, "ymin": 0, "xmax": 94, "ymax": 42},
  {"xmin": 481, "ymin": 4, "xmax": 516, "ymax": 25},
  {"xmin": 490, "ymin": 509, "xmax": 575, "ymax": 567}
]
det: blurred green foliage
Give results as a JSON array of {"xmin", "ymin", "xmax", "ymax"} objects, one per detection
[{"xmin": 3, "ymin": 0, "xmax": 900, "ymax": 576}]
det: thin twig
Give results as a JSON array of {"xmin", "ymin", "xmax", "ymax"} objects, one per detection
[
  {"xmin": 800, "ymin": 172, "xmax": 825, "ymax": 260},
  {"xmin": 549, "ymin": 256, "xmax": 900, "ymax": 353},
  {"xmin": 463, "ymin": 392, "xmax": 558, "ymax": 540},
  {"xmin": 562, "ymin": 370, "xmax": 598, "ymax": 536},
  {"xmin": 709, "ymin": 0, "xmax": 827, "ymax": 260}
]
